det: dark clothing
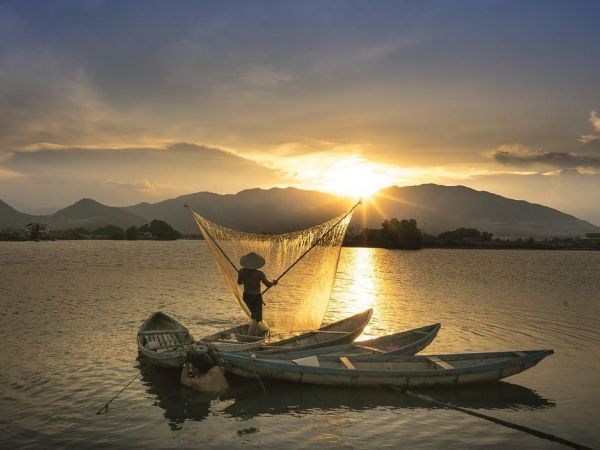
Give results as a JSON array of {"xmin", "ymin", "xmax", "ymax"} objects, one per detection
[
  {"xmin": 186, "ymin": 351, "xmax": 214, "ymax": 374},
  {"xmin": 243, "ymin": 292, "xmax": 263, "ymax": 322},
  {"xmin": 237, "ymin": 268, "xmax": 272, "ymax": 294}
]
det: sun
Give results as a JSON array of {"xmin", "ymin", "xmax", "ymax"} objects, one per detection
[{"xmin": 318, "ymin": 157, "xmax": 399, "ymax": 198}]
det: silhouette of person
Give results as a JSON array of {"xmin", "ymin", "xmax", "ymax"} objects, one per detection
[{"xmin": 237, "ymin": 252, "xmax": 277, "ymax": 333}]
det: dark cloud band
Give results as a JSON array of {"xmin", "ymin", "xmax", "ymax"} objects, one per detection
[{"xmin": 492, "ymin": 150, "xmax": 600, "ymax": 169}]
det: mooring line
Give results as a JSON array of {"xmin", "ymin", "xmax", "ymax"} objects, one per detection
[
  {"xmin": 396, "ymin": 388, "xmax": 592, "ymax": 450},
  {"xmin": 249, "ymin": 355, "xmax": 268, "ymax": 397},
  {"xmin": 95, "ymin": 371, "xmax": 141, "ymax": 415}
]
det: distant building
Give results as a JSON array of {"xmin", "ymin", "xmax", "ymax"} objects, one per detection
[{"xmin": 25, "ymin": 223, "xmax": 50, "ymax": 239}]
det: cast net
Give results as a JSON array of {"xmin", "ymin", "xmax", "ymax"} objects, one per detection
[{"xmin": 189, "ymin": 205, "xmax": 356, "ymax": 332}]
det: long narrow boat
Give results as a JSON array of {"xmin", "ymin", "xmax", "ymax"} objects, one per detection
[
  {"xmin": 196, "ymin": 309, "xmax": 373, "ymax": 354},
  {"xmin": 261, "ymin": 323, "xmax": 441, "ymax": 360},
  {"xmin": 251, "ymin": 308, "xmax": 373, "ymax": 355},
  {"xmin": 218, "ymin": 349, "xmax": 553, "ymax": 388},
  {"xmin": 137, "ymin": 311, "xmax": 194, "ymax": 368}
]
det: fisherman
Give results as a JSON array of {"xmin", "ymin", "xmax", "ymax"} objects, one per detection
[
  {"xmin": 180, "ymin": 351, "xmax": 228, "ymax": 392},
  {"xmin": 237, "ymin": 252, "xmax": 277, "ymax": 334}
]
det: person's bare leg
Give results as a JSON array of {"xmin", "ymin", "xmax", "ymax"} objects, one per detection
[{"xmin": 248, "ymin": 320, "xmax": 258, "ymax": 336}]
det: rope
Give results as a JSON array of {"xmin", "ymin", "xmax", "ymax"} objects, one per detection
[
  {"xmin": 250, "ymin": 354, "xmax": 268, "ymax": 396},
  {"xmin": 261, "ymin": 199, "xmax": 361, "ymax": 295},
  {"xmin": 96, "ymin": 365, "xmax": 144, "ymax": 415},
  {"xmin": 396, "ymin": 388, "xmax": 592, "ymax": 450},
  {"xmin": 184, "ymin": 204, "xmax": 239, "ymax": 273}
]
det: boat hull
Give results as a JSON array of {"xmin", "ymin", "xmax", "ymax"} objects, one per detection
[
  {"xmin": 263, "ymin": 323, "xmax": 440, "ymax": 360},
  {"xmin": 220, "ymin": 350, "xmax": 553, "ymax": 388},
  {"xmin": 137, "ymin": 311, "xmax": 194, "ymax": 368},
  {"xmin": 252, "ymin": 308, "xmax": 373, "ymax": 355}
]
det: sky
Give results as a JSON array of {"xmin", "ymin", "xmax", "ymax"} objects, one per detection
[{"xmin": 1, "ymin": 0, "xmax": 600, "ymax": 222}]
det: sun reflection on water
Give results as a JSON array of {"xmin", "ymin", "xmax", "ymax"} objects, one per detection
[{"xmin": 331, "ymin": 248, "xmax": 378, "ymax": 333}]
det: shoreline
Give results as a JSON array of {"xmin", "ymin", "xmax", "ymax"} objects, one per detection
[{"xmin": 1, "ymin": 236, "xmax": 598, "ymax": 251}]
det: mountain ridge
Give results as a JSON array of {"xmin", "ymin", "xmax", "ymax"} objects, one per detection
[{"xmin": 1, "ymin": 184, "xmax": 598, "ymax": 237}]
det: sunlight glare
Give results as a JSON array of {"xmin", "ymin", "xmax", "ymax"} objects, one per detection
[
  {"xmin": 288, "ymin": 155, "xmax": 411, "ymax": 198},
  {"xmin": 320, "ymin": 158, "xmax": 394, "ymax": 198},
  {"xmin": 334, "ymin": 247, "xmax": 378, "ymax": 335}
]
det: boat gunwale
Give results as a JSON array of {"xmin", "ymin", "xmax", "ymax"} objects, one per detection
[
  {"xmin": 253, "ymin": 308, "xmax": 373, "ymax": 354},
  {"xmin": 137, "ymin": 311, "xmax": 194, "ymax": 367},
  {"xmin": 219, "ymin": 349, "xmax": 554, "ymax": 379},
  {"xmin": 259, "ymin": 323, "xmax": 441, "ymax": 360}
]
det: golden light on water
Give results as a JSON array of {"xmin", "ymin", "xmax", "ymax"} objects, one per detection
[{"xmin": 340, "ymin": 247, "xmax": 378, "ymax": 315}]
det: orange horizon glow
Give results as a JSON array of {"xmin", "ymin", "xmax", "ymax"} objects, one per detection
[{"xmin": 278, "ymin": 154, "xmax": 418, "ymax": 199}]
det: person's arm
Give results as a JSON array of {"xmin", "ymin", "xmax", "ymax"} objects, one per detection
[
  {"xmin": 259, "ymin": 271, "xmax": 276, "ymax": 288},
  {"xmin": 237, "ymin": 268, "xmax": 244, "ymax": 285}
]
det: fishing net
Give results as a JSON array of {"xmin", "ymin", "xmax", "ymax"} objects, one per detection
[{"xmin": 189, "ymin": 207, "xmax": 355, "ymax": 332}]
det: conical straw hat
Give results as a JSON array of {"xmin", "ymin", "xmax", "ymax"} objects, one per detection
[{"xmin": 240, "ymin": 252, "xmax": 265, "ymax": 270}]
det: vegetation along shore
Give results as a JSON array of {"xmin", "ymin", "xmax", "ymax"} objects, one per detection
[{"xmin": 2, "ymin": 217, "xmax": 599, "ymax": 250}]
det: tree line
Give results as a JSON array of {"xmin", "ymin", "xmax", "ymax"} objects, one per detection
[
  {"xmin": 344, "ymin": 219, "xmax": 600, "ymax": 250},
  {"xmin": 59, "ymin": 219, "xmax": 181, "ymax": 240}
]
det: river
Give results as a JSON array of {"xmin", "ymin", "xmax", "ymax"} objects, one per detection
[{"xmin": 1, "ymin": 241, "xmax": 599, "ymax": 448}]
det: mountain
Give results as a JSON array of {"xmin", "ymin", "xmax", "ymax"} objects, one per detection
[
  {"xmin": 358, "ymin": 184, "xmax": 600, "ymax": 238},
  {"xmin": 0, "ymin": 199, "xmax": 38, "ymax": 228},
  {"xmin": 48, "ymin": 198, "xmax": 146, "ymax": 230},
  {"xmin": 2, "ymin": 184, "xmax": 599, "ymax": 237},
  {"xmin": 125, "ymin": 184, "xmax": 600, "ymax": 237},
  {"xmin": 0, "ymin": 198, "xmax": 146, "ymax": 231},
  {"xmin": 124, "ymin": 187, "xmax": 352, "ymax": 234}
]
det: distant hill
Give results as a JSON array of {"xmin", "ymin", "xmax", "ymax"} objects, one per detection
[
  {"xmin": 358, "ymin": 184, "xmax": 600, "ymax": 238},
  {"xmin": 0, "ymin": 198, "xmax": 146, "ymax": 230},
  {"xmin": 2, "ymin": 184, "xmax": 599, "ymax": 237},
  {"xmin": 49, "ymin": 198, "xmax": 146, "ymax": 229},
  {"xmin": 124, "ymin": 187, "xmax": 352, "ymax": 234},
  {"xmin": 0, "ymin": 199, "xmax": 38, "ymax": 228}
]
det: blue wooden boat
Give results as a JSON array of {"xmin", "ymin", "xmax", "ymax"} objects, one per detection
[
  {"xmin": 246, "ymin": 308, "xmax": 373, "ymax": 355},
  {"xmin": 257, "ymin": 323, "xmax": 441, "ymax": 360},
  {"xmin": 218, "ymin": 349, "xmax": 553, "ymax": 388},
  {"xmin": 193, "ymin": 309, "xmax": 374, "ymax": 354}
]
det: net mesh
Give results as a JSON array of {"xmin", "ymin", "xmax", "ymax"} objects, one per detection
[{"xmin": 189, "ymin": 208, "xmax": 354, "ymax": 332}]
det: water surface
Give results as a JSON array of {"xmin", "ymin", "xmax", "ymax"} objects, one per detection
[{"xmin": 1, "ymin": 242, "xmax": 599, "ymax": 448}]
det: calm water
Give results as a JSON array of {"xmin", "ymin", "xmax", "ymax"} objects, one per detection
[{"xmin": 1, "ymin": 242, "xmax": 599, "ymax": 449}]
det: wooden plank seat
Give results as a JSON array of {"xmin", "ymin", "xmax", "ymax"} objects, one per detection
[
  {"xmin": 352, "ymin": 344, "xmax": 386, "ymax": 354},
  {"xmin": 144, "ymin": 333, "xmax": 182, "ymax": 350},
  {"xmin": 428, "ymin": 356, "xmax": 454, "ymax": 370},
  {"xmin": 339, "ymin": 356, "xmax": 356, "ymax": 370},
  {"xmin": 138, "ymin": 330, "xmax": 185, "ymax": 335}
]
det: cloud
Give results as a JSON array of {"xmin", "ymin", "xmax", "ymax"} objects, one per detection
[
  {"xmin": 0, "ymin": 168, "xmax": 25, "ymax": 180},
  {"xmin": 0, "ymin": 142, "xmax": 292, "ymax": 207},
  {"xmin": 579, "ymin": 111, "xmax": 600, "ymax": 144},
  {"xmin": 105, "ymin": 179, "xmax": 159, "ymax": 193},
  {"xmin": 490, "ymin": 144, "xmax": 600, "ymax": 169}
]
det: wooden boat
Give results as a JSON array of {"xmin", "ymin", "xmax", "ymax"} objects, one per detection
[
  {"xmin": 250, "ymin": 308, "xmax": 373, "ymax": 355},
  {"xmin": 198, "ymin": 324, "xmax": 268, "ymax": 352},
  {"xmin": 218, "ymin": 349, "xmax": 553, "ymax": 388},
  {"xmin": 262, "ymin": 323, "xmax": 441, "ymax": 360},
  {"xmin": 137, "ymin": 311, "xmax": 195, "ymax": 368},
  {"xmin": 198, "ymin": 309, "xmax": 374, "ymax": 355}
]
